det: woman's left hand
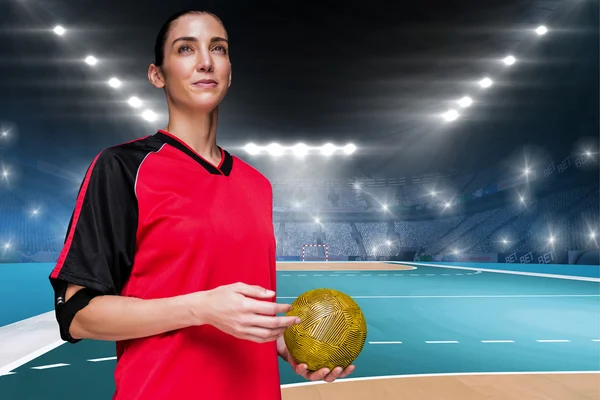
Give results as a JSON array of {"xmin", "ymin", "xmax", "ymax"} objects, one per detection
[{"xmin": 276, "ymin": 335, "xmax": 356, "ymax": 383}]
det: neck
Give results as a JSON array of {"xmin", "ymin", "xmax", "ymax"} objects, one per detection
[{"xmin": 163, "ymin": 105, "xmax": 221, "ymax": 165}]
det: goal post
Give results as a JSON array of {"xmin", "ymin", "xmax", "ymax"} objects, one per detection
[{"xmin": 301, "ymin": 244, "xmax": 329, "ymax": 262}]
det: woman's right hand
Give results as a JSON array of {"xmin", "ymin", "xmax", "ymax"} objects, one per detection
[{"xmin": 189, "ymin": 282, "xmax": 300, "ymax": 343}]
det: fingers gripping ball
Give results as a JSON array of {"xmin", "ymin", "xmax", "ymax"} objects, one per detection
[{"xmin": 284, "ymin": 288, "xmax": 367, "ymax": 372}]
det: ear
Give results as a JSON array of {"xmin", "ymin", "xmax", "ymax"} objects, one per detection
[
  {"xmin": 228, "ymin": 67, "xmax": 232, "ymax": 88},
  {"xmin": 148, "ymin": 64, "xmax": 165, "ymax": 89}
]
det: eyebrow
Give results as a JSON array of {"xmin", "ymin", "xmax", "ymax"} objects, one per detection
[{"xmin": 172, "ymin": 36, "xmax": 228, "ymax": 46}]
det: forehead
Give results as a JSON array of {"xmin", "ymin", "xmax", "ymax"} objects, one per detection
[{"xmin": 167, "ymin": 13, "xmax": 227, "ymax": 42}]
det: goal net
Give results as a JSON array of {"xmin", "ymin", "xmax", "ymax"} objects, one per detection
[{"xmin": 301, "ymin": 244, "xmax": 329, "ymax": 262}]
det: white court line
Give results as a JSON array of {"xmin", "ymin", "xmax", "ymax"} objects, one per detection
[
  {"xmin": 362, "ymin": 274, "xmax": 371, "ymax": 276},
  {"xmin": 330, "ymin": 274, "xmax": 340, "ymax": 276},
  {"xmin": 397, "ymin": 262, "xmax": 600, "ymax": 282},
  {"xmin": 280, "ymin": 371, "xmax": 600, "ymax": 389},
  {"xmin": 0, "ymin": 339, "xmax": 65, "ymax": 376},
  {"xmin": 347, "ymin": 274, "xmax": 356, "ymax": 276},
  {"xmin": 31, "ymin": 363, "xmax": 69, "ymax": 370},
  {"xmin": 369, "ymin": 341, "xmax": 403, "ymax": 344},
  {"xmin": 377, "ymin": 274, "xmax": 388, "ymax": 276},
  {"xmin": 426, "ymin": 341, "xmax": 459, "ymax": 344},
  {"xmin": 592, "ymin": 340, "xmax": 600, "ymax": 342},
  {"xmin": 281, "ymin": 274, "xmax": 291, "ymax": 276},
  {"xmin": 537, "ymin": 340, "xmax": 571, "ymax": 343},
  {"xmin": 298, "ymin": 274, "xmax": 307, "ymax": 276},
  {"xmin": 481, "ymin": 340, "xmax": 515, "ymax": 343},
  {"xmin": 276, "ymin": 294, "xmax": 600, "ymax": 299},
  {"xmin": 87, "ymin": 356, "xmax": 117, "ymax": 363},
  {"xmin": 314, "ymin": 274, "xmax": 323, "ymax": 276}
]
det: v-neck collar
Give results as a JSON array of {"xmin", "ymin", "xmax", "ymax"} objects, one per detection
[{"xmin": 155, "ymin": 130, "xmax": 233, "ymax": 176}]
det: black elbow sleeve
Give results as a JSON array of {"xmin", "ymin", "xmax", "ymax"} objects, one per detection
[{"xmin": 55, "ymin": 287, "xmax": 103, "ymax": 343}]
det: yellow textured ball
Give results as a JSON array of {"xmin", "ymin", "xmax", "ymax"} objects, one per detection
[{"xmin": 284, "ymin": 288, "xmax": 367, "ymax": 372}]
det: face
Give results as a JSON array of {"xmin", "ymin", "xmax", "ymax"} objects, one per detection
[{"xmin": 149, "ymin": 13, "xmax": 231, "ymax": 112}]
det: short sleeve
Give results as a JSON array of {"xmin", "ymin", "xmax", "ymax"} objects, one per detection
[{"xmin": 49, "ymin": 148, "xmax": 138, "ymax": 299}]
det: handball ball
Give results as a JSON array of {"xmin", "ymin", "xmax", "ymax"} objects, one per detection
[{"xmin": 283, "ymin": 288, "xmax": 367, "ymax": 372}]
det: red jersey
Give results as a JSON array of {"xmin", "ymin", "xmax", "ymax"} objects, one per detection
[{"xmin": 49, "ymin": 130, "xmax": 280, "ymax": 399}]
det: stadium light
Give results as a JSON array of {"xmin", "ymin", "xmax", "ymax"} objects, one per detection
[
  {"xmin": 108, "ymin": 77, "xmax": 122, "ymax": 89},
  {"xmin": 519, "ymin": 195, "xmax": 525, "ymax": 203},
  {"xmin": 430, "ymin": 190, "xmax": 437, "ymax": 197},
  {"xmin": 1, "ymin": 131, "xmax": 8, "ymax": 138},
  {"xmin": 382, "ymin": 204, "xmax": 388, "ymax": 212},
  {"xmin": 503, "ymin": 55, "xmax": 516, "ymax": 66},
  {"xmin": 548, "ymin": 236, "xmax": 556, "ymax": 244},
  {"xmin": 444, "ymin": 201, "xmax": 452, "ymax": 208},
  {"xmin": 320, "ymin": 143, "xmax": 336, "ymax": 156},
  {"xmin": 386, "ymin": 240, "xmax": 391, "ymax": 246},
  {"xmin": 344, "ymin": 144, "xmax": 357, "ymax": 155},
  {"xmin": 354, "ymin": 183, "xmax": 361, "ymax": 190},
  {"xmin": 267, "ymin": 143, "xmax": 284, "ymax": 157},
  {"xmin": 85, "ymin": 56, "xmax": 98, "ymax": 66},
  {"xmin": 479, "ymin": 77, "xmax": 493, "ymax": 88},
  {"xmin": 141, "ymin": 109, "xmax": 157, "ymax": 122},
  {"xmin": 458, "ymin": 96, "xmax": 472, "ymax": 108},
  {"xmin": 3, "ymin": 242, "xmax": 10, "ymax": 250},
  {"xmin": 314, "ymin": 218, "xmax": 320, "ymax": 224},
  {"xmin": 244, "ymin": 143, "xmax": 260, "ymax": 155},
  {"xmin": 443, "ymin": 109, "xmax": 459, "ymax": 122},
  {"xmin": 128, "ymin": 96, "xmax": 142, "ymax": 108},
  {"xmin": 585, "ymin": 150, "xmax": 592, "ymax": 157},
  {"xmin": 293, "ymin": 143, "xmax": 308, "ymax": 158},
  {"xmin": 590, "ymin": 231, "xmax": 597, "ymax": 239},
  {"xmin": 53, "ymin": 25, "xmax": 66, "ymax": 36},
  {"xmin": 536, "ymin": 25, "xmax": 548, "ymax": 35}
]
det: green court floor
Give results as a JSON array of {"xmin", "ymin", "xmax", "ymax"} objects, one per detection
[{"xmin": 1, "ymin": 264, "xmax": 599, "ymax": 399}]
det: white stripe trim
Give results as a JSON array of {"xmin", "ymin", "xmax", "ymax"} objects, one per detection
[
  {"xmin": 425, "ymin": 341, "xmax": 459, "ymax": 344},
  {"xmin": 369, "ymin": 341, "xmax": 403, "ymax": 344}
]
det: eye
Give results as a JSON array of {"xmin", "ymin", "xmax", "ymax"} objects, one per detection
[
  {"xmin": 213, "ymin": 45, "xmax": 228, "ymax": 54},
  {"xmin": 178, "ymin": 44, "xmax": 193, "ymax": 53}
]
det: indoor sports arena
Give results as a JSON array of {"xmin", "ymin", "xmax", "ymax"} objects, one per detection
[{"xmin": 0, "ymin": 0, "xmax": 599, "ymax": 399}]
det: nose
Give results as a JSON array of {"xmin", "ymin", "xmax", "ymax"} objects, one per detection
[{"xmin": 195, "ymin": 50, "xmax": 214, "ymax": 72}]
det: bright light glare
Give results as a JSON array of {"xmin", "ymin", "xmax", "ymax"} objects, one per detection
[
  {"xmin": 128, "ymin": 96, "xmax": 142, "ymax": 108},
  {"xmin": 458, "ymin": 96, "xmax": 472, "ymax": 108},
  {"xmin": 85, "ymin": 55, "xmax": 97, "ymax": 66},
  {"xmin": 536, "ymin": 25, "xmax": 548, "ymax": 35},
  {"xmin": 244, "ymin": 143, "xmax": 260, "ymax": 155},
  {"xmin": 479, "ymin": 77, "xmax": 493, "ymax": 88},
  {"xmin": 344, "ymin": 144, "xmax": 357, "ymax": 154},
  {"xmin": 321, "ymin": 143, "xmax": 336, "ymax": 156},
  {"xmin": 267, "ymin": 143, "xmax": 284, "ymax": 157},
  {"xmin": 293, "ymin": 143, "xmax": 308, "ymax": 157},
  {"xmin": 53, "ymin": 26, "xmax": 66, "ymax": 36},
  {"xmin": 108, "ymin": 77, "xmax": 122, "ymax": 89},
  {"xmin": 503, "ymin": 55, "xmax": 516, "ymax": 66},
  {"xmin": 141, "ymin": 110, "xmax": 157, "ymax": 122},
  {"xmin": 443, "ymin": 109, "xmax": 459, "ymax": 122}
]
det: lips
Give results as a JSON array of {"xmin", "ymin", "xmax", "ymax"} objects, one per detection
[{"xmin": 193, "ymin": 79, "xmax": 217, "ymax": 85}]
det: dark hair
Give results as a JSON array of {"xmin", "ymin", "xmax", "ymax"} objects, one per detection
[{"xmin": 153, "ymin": 9, "xmax": 223, "ymax": 67}]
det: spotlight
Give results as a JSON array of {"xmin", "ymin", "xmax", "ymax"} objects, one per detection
[
  {"xmin": 267, "ymin": 143, "xmax": 284, "ymax": 157},
  {"xmin": 344, "ymin": 143, "xmax": 357, "ymax": 154},
  {"xmin": 53, "ymin": 25, "xmax": 66, "ymax": 36},
  {"xmin": 141, "ymin": 110, "xmax": 157, "ymax": 122},
  {"xmin": 479, "ymin": 77, "xmax": 493, "ymax": 88},
  {"xmin": 244, "ymin": 143, "xmax": 260, "ymax": 155},
  {"xmin": 443, "ymin": 109, "xmax": 459, "ymax": 122},
  {"xmin": 458, "ymin": 96, "xmax": 472, "ymax": 108},
  {"xmin": 321, "ymin": 143, "xmax": 336, "ymax": 156},
  {"xmin": 314, "ymin": 218, "xmax": 320, "ymax": 224},
  {"xmin": 128, "ymin": 96, "xmax": 142, "ymax": 108},
  {"xmin": 293, "ymin": 143, "xmax": 308, "ymax": 158},
  {"xmin": 536, "ymin": 25, "xmax": 548, "ymax": 35},
  {"xmin": 503, "ymin": 55, "xmax": 516, "ymax": 66},
  {"xmin": 590, "ymin": 231, "xmax": 597, "ymax": 239},
  {"xmin": 108, "ymin": 77, "xmax": 122, "ymax": 89},
  {"xmin": 85, "ymin": 55, "xmax": 98, "ymax": 66}
]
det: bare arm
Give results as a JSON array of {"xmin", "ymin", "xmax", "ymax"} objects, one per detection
[
  {"xmin": 65, "ymin": 282, "xmax": 299, "ymax": 343},
  {"xmin": 66, "ymin": 284, "xmax": 199, "ymax": 342}
]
